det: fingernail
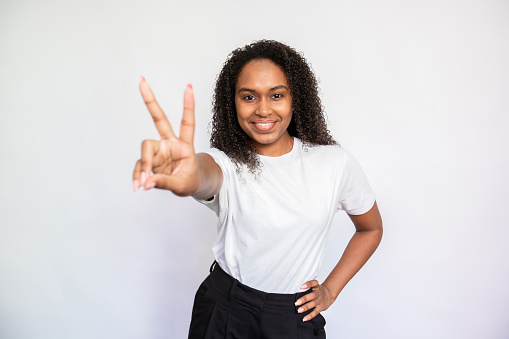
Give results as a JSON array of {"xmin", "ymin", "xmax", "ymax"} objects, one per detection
[
  {"xmin": 303, "ymin": 317, "xmax": 309, "ymax": 322},
  {"xmin": 298, "ymin": 308, "xmax": 304, "ymax": 313},
  {"xmin": 295, "ymin": 300, "xmax": 302, "ymax": 306},
  {"xmin": 145, "ymin": 182, "xmax": 156, "ymax": 190},
  {"xmin": 187, "ymin": 83, "xmax": 192, "ymax": 89},
  {"xmin": 139, "ymin": 76, "xmax": 146, "ymax": 82},
  {"xmin": 140, "ymin": 171, "xmax": 146, "ymax": 185},
  {"xmin": 301, "ymin": 284, "xmax": 307, "ymax": 289},
  {"xmin": 133, "ymin": 180, "xmax": 139, "ymax": 191}
]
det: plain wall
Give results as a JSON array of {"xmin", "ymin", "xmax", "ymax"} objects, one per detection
[{"xmin": 1, "ymin": 0, "xmax": 508, "ymax": 338}]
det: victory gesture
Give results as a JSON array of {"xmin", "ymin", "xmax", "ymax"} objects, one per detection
[{"xmin": 133, "ymin": 77, "xmax": 203, "ymax": 196}]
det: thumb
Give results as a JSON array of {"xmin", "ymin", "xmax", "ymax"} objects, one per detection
[{"xmin": 144, "ymin": 174, "xmax": 192, "ymax": 196}]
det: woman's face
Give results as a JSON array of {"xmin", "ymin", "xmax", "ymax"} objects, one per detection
[{"xmin": 235, "ymin": 59, "xmax": 294, "ymax": 157}]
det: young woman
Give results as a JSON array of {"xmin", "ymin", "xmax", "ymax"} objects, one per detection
[{"xmin": 133, "ymin": 40, "xmax": 383, "ymax": 338}]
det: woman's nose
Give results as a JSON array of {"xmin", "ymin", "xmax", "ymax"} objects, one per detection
[{"xmin": 256, "ymin": 99, "xmax": 271, "ymax": 117}]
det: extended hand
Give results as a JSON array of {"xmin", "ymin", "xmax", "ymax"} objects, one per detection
[
  {"xmin": 295, "ymin": 280, "xmax": 335, "ymax": 322},
  {"xmin": 133, "ymin": 77, "xmax": 199, "ymax": 196}
]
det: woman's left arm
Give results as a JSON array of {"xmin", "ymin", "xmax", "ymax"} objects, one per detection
[{"xmin": 295, "ymin": 201, "xmax": 383, "ymax": 321}]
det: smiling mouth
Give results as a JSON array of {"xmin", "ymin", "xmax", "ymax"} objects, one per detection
[{"xmin": 252, "ymin": 121, "xmax": 276, "ymax": 131}]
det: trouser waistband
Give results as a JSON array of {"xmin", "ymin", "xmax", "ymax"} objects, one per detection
[{"xmin": 208, "ymin": 261, "xmax": 310, "ymax": 310}]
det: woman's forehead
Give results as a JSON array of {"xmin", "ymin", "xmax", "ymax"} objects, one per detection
[{"xmin": 236, "ymin": 59, "xmax": 288, "ymax": 90}]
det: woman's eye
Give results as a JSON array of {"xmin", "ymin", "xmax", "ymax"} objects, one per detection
[
  {"xmin": 243, "ymin": 95, "xmax": 255, "ymax": 101},
  {"xmin": 273, "ymin": 93, "xmax": 283, "ymax": 99}
]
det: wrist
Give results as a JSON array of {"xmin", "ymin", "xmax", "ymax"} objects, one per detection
[{"xmin": 322, "ymin": 281, "xmax": 340, "ymax": 302}]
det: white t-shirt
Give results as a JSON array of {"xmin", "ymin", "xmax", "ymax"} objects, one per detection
[{"xmin": 199, "ymin": 137, "xmax": 375, "ymax": 294}]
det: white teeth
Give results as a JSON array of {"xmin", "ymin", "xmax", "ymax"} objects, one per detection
[{"xmin": 256, "ymin": 123, "xmax": 273, "ymax": 126}]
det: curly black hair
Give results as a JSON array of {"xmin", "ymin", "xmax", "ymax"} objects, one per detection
[{"xmin": 211, "ymin": 40, "xmax": 337, "ymax": 174}]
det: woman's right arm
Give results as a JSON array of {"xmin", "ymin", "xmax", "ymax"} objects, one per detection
[
  {"xmin": 132, "ymin": 77, "xmax": 222, "ymax": 200},
  {"xmin": 193, "ymin": 153, "xmax": 223, "ymax": 200}
]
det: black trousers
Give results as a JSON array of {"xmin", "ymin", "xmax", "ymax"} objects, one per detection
[{"xmin": 188, "ymin": 262, "xmax": 326, "ymax": 339}]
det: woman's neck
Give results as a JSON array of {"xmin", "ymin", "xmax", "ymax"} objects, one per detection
[{"xmin": 253, "ymin": 132, "xmax": 294, "ymax": 157}]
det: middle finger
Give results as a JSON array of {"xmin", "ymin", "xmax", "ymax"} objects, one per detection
[
  {"xmin": 295, "ymin": 290, "xmax": 318, "ymax": 306},
  {"xmin": 298, "ymin": 299, "xmax": 318, "ymax": 313}
]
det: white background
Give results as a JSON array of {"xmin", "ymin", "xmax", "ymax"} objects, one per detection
[{"xmin": 1, "ymin": 0, "xmax": 508, "ymax": 338}]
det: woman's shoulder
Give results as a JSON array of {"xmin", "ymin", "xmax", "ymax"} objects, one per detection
[
  {"xmin": 300, "ymin": 139, "xmax": 346, "ymax": 159},
  {"xmin": 202, "ymin": 147, "xmax": 228, "ymax": 159},
  {"xmin": 202, "ymin": 147, "xmax": 235, "ymax": 164}
]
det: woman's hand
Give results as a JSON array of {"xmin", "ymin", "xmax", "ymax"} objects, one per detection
[
  {"xmin": 133, "ymin": 77, "xmax": 200, "ymax": 196},
  {"xmin": 295, "ymin": 280, "xmax": 335, "ymax": 322},
  {"xmin": 294, "ymin": 203, "xmax": 383, "ymax": 323}
]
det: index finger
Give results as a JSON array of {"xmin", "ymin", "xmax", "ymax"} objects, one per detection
[
  {"xmin": 179, "ymin": 84, "xmax": 195, "ymax": 144},
  {"xmin": 139, "ymin": 76, "xmax": 175, "ymax": 140},
  {"xmin": 300, "ymin": 280, "xmax": 319, "ymax": 290}
]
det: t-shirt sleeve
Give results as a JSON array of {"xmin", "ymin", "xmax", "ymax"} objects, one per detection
[
  {"xmin": 336, "ymin": 149, "xmax": 376, "ymax": 215},
  {"xmin": 193, "ymin": 148, "xmax": 231, "ymax": 216}
]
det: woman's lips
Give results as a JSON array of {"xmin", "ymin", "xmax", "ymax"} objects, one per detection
[{"xmin": 251, "ymin": 121, "xmax": 276, "ymax": 131}]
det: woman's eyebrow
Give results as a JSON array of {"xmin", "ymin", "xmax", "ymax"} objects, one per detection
[
  {"xmin": 269, "ymin": 85, "xmax": 289, "ymax": 91},
  {"xmin": 238, "ymin": 85, "xmax": 289, "ymax": 94}
]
